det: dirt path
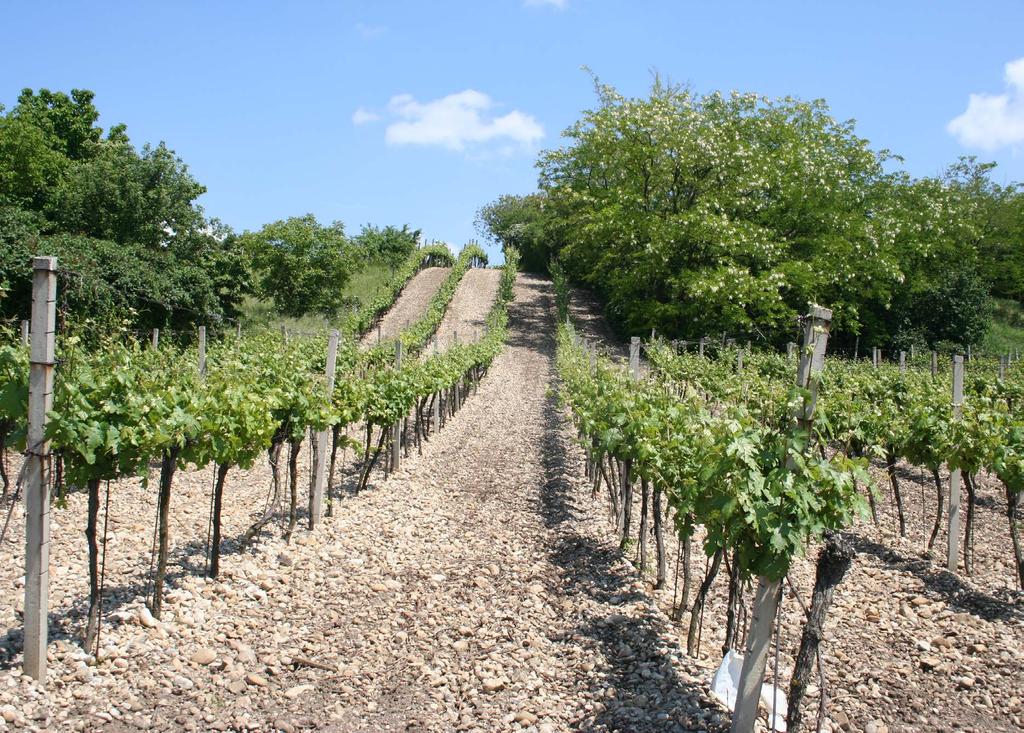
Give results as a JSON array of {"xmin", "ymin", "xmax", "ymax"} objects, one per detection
[
  {"xmin": 431, "ymin": 268, "xmax": 501, "ymax": 351},
  {"xmin": 360, "ymin": 267, "xmax": 450, "ymax": 347}
]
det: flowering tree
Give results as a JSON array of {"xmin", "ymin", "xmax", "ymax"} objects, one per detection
[{"xmin": 535, "ymin": 77, "xmax": 984, "ymax": 346}]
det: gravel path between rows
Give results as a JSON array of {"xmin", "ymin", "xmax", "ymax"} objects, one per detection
[
  {"xmin": 360, "ymin": 267, "xmax": 450, "ymax": 347},
  {"xmin": 430, "ymin": 269, "xmax": 501, "ymax": 351},
  {"xmin": 0, "ymin": 274, "xmax": 729, "ymax": 732}
]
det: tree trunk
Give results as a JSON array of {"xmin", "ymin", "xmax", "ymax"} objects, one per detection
[
  {"xmin": 54, "ymin": 452, "xmax": 65, "ymax": 506},
  {"xmin": 83, "ymin": 478, "xmax": 102, "ymax": 650},
  {"xmin": 603, "ymin": 455, "xmax": 619, "ymax": 523},
  {"xmin": 672, "ymin": 532, "xmax": 693, "ymax": 622},
  {"xmin": 209, "ymin": 463, "xmax": 230, "ymax": 579},
  {"xmin": 653, "ymin": 483, "xmax": 667, "ymax": 589},
  {"xmin": 723, "ymin": 552, "xmax": 742, "ymax": 657},
  {"xmin": 1006, "ymin": 485, "xmax": 1024, "ymax": 589},
  {"xmin": 619, "ymin": 459, "xmax": 633, "ymax": 550},
  {"xmin": 326, "ymin": 424, "xmax": 342, "ymax": 517},
  {"xmin": 927, "ymin": 466, "xmax": 944, "ymax": 552},
  {"xmin": 637, "ymin": 477, "xmax": 650, "ymax": 573},
  {"xmin": 285, "ymin": 437, "xmax": 301, "ymax": 543},
  {"xmin": 358, "ymin": 428, "xmax": 389, "ymax": 493},
  {"xmin": 787, "ymin": 532, "xmax": 856, "ymax": 733},
  {"xmin": 0, "ymin": 432, "xmax": 8, "ymax": 503},
  {"xmin": 964, "ymin": 471, "xmax": 977, "ymax": 576},
  {"xmin": 151, "ymin": 446, "xmax": 180, "ymax": 620},
  {"xmin": 243, "ymin": 438, "xmax": 285, "ymax": 544},
  {"xmin": 886, "ymin": 448, "xmax": 906, "ymax": 537},
  {"xmin": 687, "ymin": 548, "xmax": 724, "ymax": 656}
]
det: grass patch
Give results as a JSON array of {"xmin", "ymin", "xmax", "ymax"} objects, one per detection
[
  {"xmin": 240, "ymin": 258, "xmax": 399, "ymax": 333},
  {"xmin": 983, "ymin": 298, "xmax": 1024, "ymax": 355},
  {"xmin": 343, "ymin": 261, "xmax": 394, "ymax": 304}
]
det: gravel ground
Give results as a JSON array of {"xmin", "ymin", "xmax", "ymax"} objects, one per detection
[
  {"xmin": 431, "ymin": 269, "xmax": 501, "ymax": 352},
  {"xmin": 360, "ymin": 267, "xmax": 450, "ymax": 347},
  {"xmin": 0, "ymin": 274, "xmax": 731, "ymax": 732},
  {"xmin": 564, "ymin": 291, "xmax": 1024, "ymax": 733}
]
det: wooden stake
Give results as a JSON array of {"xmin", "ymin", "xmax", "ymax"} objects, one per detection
[
  {"xmin": 390, "ymin": 340, "xmax": 403, "ymax": 472},
  {"xmin": 310, "ymin": 330, "xmax": 340, "ymax": 528},
  {"xmin": 931, "ymin": 351, "xmax": 937, "ymax": 377},
  {"xmin": 20, "ymin": 319, "xmax": 29, "ymax": 346},
  {"xmin": 899, "ymin": 350, "xmax": 906, "ymax": 374},
  {"xmin": 24, "ymin": 256, "xmax": 57, "ymax": 682},
  {"xmin": 152, "ymin": 328, "xmax": 159, "ymax": 350},
  {"xmin": 629, "ymin": 337, "xmax": 640, "ymax": 379},
  {"xmin": 432, "ymin": 336, "xmax": 440, "ymax": 433},
  {"xmin": 732, "ymin": 305, "xmax": 831, "ymax": 733},
  {"xmin": 198, "ymin": 326, "xmax": 207, "ymax": 379},
  {"xmin": 947, "ymin": 355, "xmax": 964, "ymax": 573}
]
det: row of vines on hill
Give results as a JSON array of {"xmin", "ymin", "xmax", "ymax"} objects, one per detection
[{"xmin": 1, "ymin": 244, "xmax": 516, "ymax": 656}]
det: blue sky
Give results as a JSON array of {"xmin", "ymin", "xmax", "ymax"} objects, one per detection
[{"xmin": 3, "ymin": 1, "xmax": 1023, "ymax": 262}]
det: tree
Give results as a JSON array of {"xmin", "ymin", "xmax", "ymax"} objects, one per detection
[
  {"xmin": 0, "ymin": 87, "xmax": 246, "ymax": 334},
  {"xmin": 242, "ymin": 215, "xmax": 354, "ymax": 317},
  {"xmin": 475, "ymin": 193, "xmax": 562, "ymax": 274},
  {"xmin": 534, "ymin": 76, "xmax": 1002, "ymax": 346},
  {"xmin": 47, "ymin": 139, "xmax": 207, "ymax": 247},
  {"xmin": 352, "ymin": 224, "xmax": 421, "ymax": 266}
]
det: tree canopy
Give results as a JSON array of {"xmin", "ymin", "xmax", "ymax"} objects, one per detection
[
  {"xmin": 240, "ymin": 215, "xmax": 354, "ymax": 318},
  {"xmin": 478, "ymin": 78, "xmax": 1023, "ymax": 349},
  {"xmin": 352, "ymin": 223, "xmax": 421, "ymax": 266},
  {"xmin": 0, "ymin": 87, "xmax": 246, "ymax": 335}
]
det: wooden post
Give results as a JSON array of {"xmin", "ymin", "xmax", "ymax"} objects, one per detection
[
  {"xmin": 699, "ymin": 337, "xmax": 705, "ymax": 358},
  {"xmin": 151, "ymin": 328, "xmax": 159, "ymax": 350},
  {"xmin": 736, "ymin": 348, "xmax": 744, "ymax": 372},
  {"xmin": 947, "ymin": 355, "xmax": 965, "ymax": 573},
  {"xmin": 786, "ymin": 342, "xmax": 795, "ymax": 358},
  {"xmin": 20, "ymin": 319, "xmax": 29, "ymax": 346},
  {"xmin": 310, "ymin": 330, "xmax": 340, "ymax": 528},
  {"xmin": 899, "ymin": 350, "xmax": 906, "ymax": 374},
  {"xmin": 24, "ymin": 256, "xmax": 57, "ymax": 682},
  {"xmin": 854, "ymin": 334, "xmax": 859, "ymax": 360},
  {"xmin": 732, "ymin": 305, "xmax": 831, "ymax": 733},
  {"xmin": 198, "ymin": 326, "xmax": 207, "ymax": 379},
  {"xmin": 280, "ymin": 325, "xmax": 288, "ymax": 343},
  {"xmin": 390, "ymin": 340, "xmax": 402, "ymax": 472},
  {"xmin": 432, "ymin": 336, "xmax": 440, "ymax": 433},
  {"xmin": 999, "ymin": 356, "xmax": 1006, "ymax": 381},
  {"xmin": 931, "ymin": 351, "xmax": 938, "ymax": 377},
  {"xmin": 629, "ymin": 337, "xmax": 640, "ymax": 379},
  {"xmin": 236, "ymin": 321, "xmax": 242, "ymax": 339},
  {"xmin": 966, "ymin": 344, "xmax": 971, "ymax": 362}
]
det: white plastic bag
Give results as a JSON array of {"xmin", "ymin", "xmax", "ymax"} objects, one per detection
[
  {"xmin": 759, "ymin": 683, "xmax": 788, "ymax": 732},
  {"xmin": 710, "ymin": 650, "xmax": 744, "ymax": 710},
  {"xmin": 710, "ymin": 651, "xmax": 789, "ymax": 732}
]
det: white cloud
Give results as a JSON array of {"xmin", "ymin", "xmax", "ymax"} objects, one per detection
[
  {"xmin": 382, "ymin": 90, "xmax": 543, "ymax": 152},
  {"xmin": 355, "ymin": 21, "xmax": 386, "ymax": 39},
  {"xmin": 948, "ymin": 57, "xmax": 1024, "ymax": 151},
  {"xmin": 524, "ymin": 0, "xmax": 568, "ymax": 8},
  {"xmin": 351, "ymin": 107, "xmax": 380, "ymax": 125}
]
